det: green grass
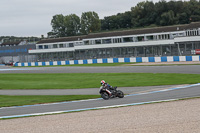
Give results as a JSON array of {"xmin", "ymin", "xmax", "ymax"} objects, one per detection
[
  {"xmin": 134, "ymin": 64, "xmax": 200, "ymax": 66},
  {"xmin": 0, "ymin": 73, "xmax": 200, "ymax": 89},
  {"xmin": 0, "ymin": 95, "xmax": 100, "ymax": 108}
]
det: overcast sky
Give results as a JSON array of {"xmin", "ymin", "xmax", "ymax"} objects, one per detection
[{"xmin": 0, "ymin": 0, "xmax": 187, "ymax": 37}]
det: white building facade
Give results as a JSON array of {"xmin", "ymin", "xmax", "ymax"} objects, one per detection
[{"xmin": 29, "ymin": 22, "xmax": 200, "ymax": 62}]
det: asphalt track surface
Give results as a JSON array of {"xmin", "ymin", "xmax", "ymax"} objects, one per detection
[
  {"xmin": 0, "ymin": 65, "xmax": 200, "ymax": 74},
  {"xmin": 0, "ymin": 84, "xmax": 200, "ymax": 118}
]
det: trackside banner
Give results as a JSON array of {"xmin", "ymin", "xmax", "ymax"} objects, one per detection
[{"xmin": 195, "ymin": 49, "xmax": 200, "ymax": 55}]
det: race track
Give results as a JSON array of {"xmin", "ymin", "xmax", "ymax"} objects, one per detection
[
  {"xmin": 1, "ymin": 83, "xmax": 200, "ymax": 119},
  {"xmin": 0, "ymin": 65, "xmax": 200, "ymax": 119},
  {"xmin": 0, "ymin": 65, "xmax": 200, "ymax": 74}
]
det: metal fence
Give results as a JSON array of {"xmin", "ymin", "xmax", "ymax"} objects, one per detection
[{"xmin": 31, "ymin": 42, "xmax": 200, "ymax": 62}]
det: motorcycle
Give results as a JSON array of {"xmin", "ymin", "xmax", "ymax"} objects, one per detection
[{"xmin": 99, "ymin": 86, "xmax": 124, "ymax": 100}]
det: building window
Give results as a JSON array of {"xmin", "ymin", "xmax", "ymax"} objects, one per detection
[
  {"xmin": 95, "ymin": 40, "xmax": 101, "ymax": 44},
  {"xmin": 84, "ymin": 40, "xmax": 89, "ymax": 45},
  {"xmin": 44, "ymin": 45, "xmax": 48, "ymax": 49},
  {"xmin": 53, "ymin": 44, "xmax": 58, "ymax": 48},
  {"xmin": 172, "ymin": 34, "xmax": 178, "ymax": 38},
  {"xmin": 89, "ymin": 40, "xmax": 94, "ymax": 45},
  {"xmin": 59, "ymin": 44, "xmax": 64, "ymax": 48},
  {"xmin": 162, "ymin": 34, "xmax": 165, "ymax": 39},
  {"xmin": 113, "ymin": 38, "xmax": 122, "ymax": 43},
  {"xmin": 167, "ymin": 34, "xmax": 170, "ymax": 39},
  {"xmin": 178, "ymin": 33, "xmax": 184, "ymax": 36},
  {"xmin": 137, "ymin": 36, "xmax": 144, "ymax": 41},
  {"xmin": 146, "ymin": 35, "xmax": 154, "ymax": 41},
  {"xmin": 38, "ymin": 45, "xmax": 43, "ymax": 49},
  {"xmin": 123, "ymin": 37, "xmax": 133, "ymax": 42},
  {"xmin": 74, "ymin": 42, "xmax": 83, "ymax": 46},
  {"xmin": 69, "ymin": 43, "xmax": 74, "ymax": 47},
  {"xmin": 102, "ymin": 39, "xmax": 111, "ymax": 44}
]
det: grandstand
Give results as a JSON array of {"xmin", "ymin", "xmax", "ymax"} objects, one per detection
[{"xmin": 28, "ymin": 22, "xmax": 200, "ymax": 62}]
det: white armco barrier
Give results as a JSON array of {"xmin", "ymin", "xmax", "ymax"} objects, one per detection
[{"xmin": 14, "ymin": 55, "xmax": 200, "ymax": 67}]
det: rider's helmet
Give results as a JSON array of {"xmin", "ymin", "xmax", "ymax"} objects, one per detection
[{"xmin": 101, "ymin": 80, "xmax": 106, "ymax": 86}]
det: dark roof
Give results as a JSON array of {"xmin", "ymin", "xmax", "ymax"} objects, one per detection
[
  {"xmin": 37, "ymin": 22, "xmax": 200, "ymax": 44},
  {"xmin": 0, "ymin": 41, "xmax": 21, "ymax": 46}
]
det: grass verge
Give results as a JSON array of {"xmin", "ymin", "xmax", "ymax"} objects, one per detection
[
  {"xmin": 0, "ymin": 73, "xmax": 200, "ymax": 89},
  {"xmin": 0, "ymin": 95, "xmax": 100, "ymax": 108},
  {"xmin": 130, "ymin": 63, "xmax": 200, "ymax": 66}
]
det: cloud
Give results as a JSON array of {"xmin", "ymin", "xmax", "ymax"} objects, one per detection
[{"xmin": 0, "ymin": 0, "xmax": 187, "ymax": 37}]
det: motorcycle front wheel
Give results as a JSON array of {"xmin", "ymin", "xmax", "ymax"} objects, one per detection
[{"xmin": 117, "ymin": 90, "xmax": 124, "ymax": 98}]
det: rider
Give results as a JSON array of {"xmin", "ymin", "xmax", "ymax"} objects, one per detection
[{"xmin": 100, "ymin": 80, "xmax": 114, "ymax": 96}]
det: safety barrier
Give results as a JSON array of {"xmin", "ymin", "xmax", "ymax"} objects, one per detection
[{"xmin": 14, "ymin": 55, "xmax": 200, "ymax": 67}]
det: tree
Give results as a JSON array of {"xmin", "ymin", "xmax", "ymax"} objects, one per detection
[
  {"xmin": 160, "ymin": 10, "xmax": 177, "ymax": 26},
  {"xmin": 154, "ymin": 0, "xmax": 168, "ymax": 25},
  {"xmin": 188, "ymin": 0, "xmax": 200, "ymax": 22},
  {"xmin": 49, "ymin": 0, "xmax": 200, "ymax": 37},
  {"xmin": 51, "ymin": 14, "xmax": 66, "ymax": 37},
  {"xmin": 131, "ymin": 1, "xmax": 156, "ymax": 27},
  {"xmin": 81, "ymin": 11, "xmax": 101, "ymax": 34},
  {"xmin": 116, "ymin": 12, "xmax": 132, "ymax": 29},
  {"xmin": 64, "ymin": 14, "xmax": 81, "ymax": 36},
  {"xmin": 101, "ymin": 17, "xmax": 109, "ymax": 31},
  {"xmin": 131, "ymin": 2, "xmax": 146, "ymax": 27},
  {"xmin": 177, "ymin": 12, "xmax": 189, "ymax": 24}
]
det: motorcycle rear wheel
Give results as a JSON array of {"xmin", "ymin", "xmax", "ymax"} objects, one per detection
[{"xmin": 101, "ymin": 92, "xmax": 110, "ymax": 100}]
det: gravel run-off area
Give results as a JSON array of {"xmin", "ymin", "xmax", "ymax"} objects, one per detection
[{"xmin": 1, "ymin": 98, "xmax": 200, "ymax": 133}]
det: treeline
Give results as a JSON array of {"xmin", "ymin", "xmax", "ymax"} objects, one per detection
[
  {"xmin": 0, "ymin": 36, "xmax": 40, "ymax": 43},
  {"xmin": 49, "ymin": 0, "xmax": 200, "ymax": 38},
  {"xmin": 48, "ymin": 12, "xmax": 101, "ymax": 38}
]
